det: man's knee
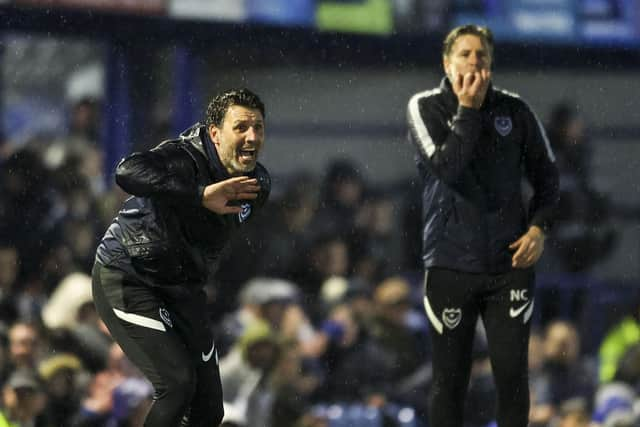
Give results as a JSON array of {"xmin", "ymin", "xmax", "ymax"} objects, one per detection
[
  {"xmin": 157, "ymin": 365, "xmax": 197, "ymax": 403},
  {"xmin": 182, "ymin": 403, "xmax": 223, "ymax": 427}
]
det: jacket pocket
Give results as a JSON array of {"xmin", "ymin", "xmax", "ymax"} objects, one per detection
[{"xmin": 120, "ymin": 205, "xmax": 194, "ymax": 283}]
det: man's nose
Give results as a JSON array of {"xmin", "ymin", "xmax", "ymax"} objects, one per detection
[{"xmin": 245, "ymin": 126, "xmax": 257, "ymax": 141}]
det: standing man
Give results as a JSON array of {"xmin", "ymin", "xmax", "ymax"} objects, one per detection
[
  {"xmin": 407, "ymin": 25, "xmax": 559, "ymax": 427},
  {"xmin": 92, "ymin": 88, "xmax": 270, "ymax": 426}
]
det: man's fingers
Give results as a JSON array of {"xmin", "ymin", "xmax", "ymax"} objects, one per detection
[
  {"xmin": 228, "ymin": 184, "xmax": 260, "ymax": 199},
  {"xmin": 239, "ymin": 184, "xmax": 261, "ymax": 193},
  {"xmin": 463, "ymin": 72, "xmax": 475, "ymax": 88},
  {"xmin": 223, "ymin": 176, "xmax": 252, "ymax": 184},
  {"xmin": 470, "ymin": 73, "xmax": 483, "ymax": 92},
  {"xmin": 220, "ymin": 205, "xmax": 242, "ymax": 214},
  {"xmin": 235, "ymin": 192, "xmax": 259, "ymax": 200},
  {"xmin": 512, "ymin": 243, "xmax": 528, "ymax": 266},
  {"xmin": 452, "ymin": 72, "xmax": 463, "ymax": 92}
]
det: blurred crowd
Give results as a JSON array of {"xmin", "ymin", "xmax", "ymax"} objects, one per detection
[{"xmin": 0, "ymin": 98, "xmax": 634, "ymax": 427}]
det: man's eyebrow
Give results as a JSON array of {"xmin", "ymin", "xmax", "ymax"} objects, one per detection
[{"xmin": 232, "ymin": 118, "xmax": 264, "ymax": 125}]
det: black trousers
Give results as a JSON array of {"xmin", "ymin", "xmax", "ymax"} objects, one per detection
[
  {"xmin": 92, "ymin": 262, "xmax": 224, "ymax": 427},
  {"xmin": 423, "ymin": 267, "xmax": 534, "ymax": 427}
]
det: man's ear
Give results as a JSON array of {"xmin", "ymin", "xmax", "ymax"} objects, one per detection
[
  {"xmin": 208, "ymin": 125, "xmax": 219, "ymax": 145},
  {"xmin": 443, "ymin": 57, "xmax": 450, "ymax": 78}
]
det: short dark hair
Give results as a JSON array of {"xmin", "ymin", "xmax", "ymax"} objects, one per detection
[
  {"xmin": 442, "ymin": 24, "xmax": 494, "ymax": 59},
  {"xmin": 205, "ymin": 88, "xmax": 265, "ymax": 127}
]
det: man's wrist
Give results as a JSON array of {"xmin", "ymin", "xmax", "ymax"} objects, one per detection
[{"xmin": 529, "ymin": 225, "xmax": 545, "ymax": 239}]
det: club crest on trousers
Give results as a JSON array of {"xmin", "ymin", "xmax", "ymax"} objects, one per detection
[{"xmin": 442, "ymin": 308, "xmax": 462, "ymax": 330}]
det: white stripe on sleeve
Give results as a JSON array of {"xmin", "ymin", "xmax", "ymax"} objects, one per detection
[
  {"xmin": 531, "ymin": 110, "xmax": 556, "ymax": 162},
  {"xmin": 408, "ymin": 89, "xmax": 440, "ymax": 158}
]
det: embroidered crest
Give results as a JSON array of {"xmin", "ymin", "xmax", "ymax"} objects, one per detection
[
  {"xmin": 494, "ymin": 116, "xmax": 513, "ymax": 136},
  {"xmin": 238, "ymin": 203, "xmax": 252, "ymax": 223},
  {"xmin": 442, "ymin": 308, "xmax": 462, "ymax": 330},
  {"xmin": 159, "ymin": 307, "xmax": 173, "ymax": 328}
]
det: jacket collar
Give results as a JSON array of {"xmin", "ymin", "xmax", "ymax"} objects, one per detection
[
  {"xmin": 176, "ymin": 123, "xmax": 225, "ymax": 179},
  {"xmin": 200, "ymin": 125, "xmax": 230, "ymax": 179}
]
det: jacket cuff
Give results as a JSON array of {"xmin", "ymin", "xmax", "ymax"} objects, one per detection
[
  {"xmin": 452, "ymin": 105, "xmax": 482, "ymax": 140},
  {"xmin": 456, "ymin": 104, "xmax": 481, "ymax": 118},
  {"xmin": 197, "ymin": 185, "xmax": 206, "ymax": 206}
]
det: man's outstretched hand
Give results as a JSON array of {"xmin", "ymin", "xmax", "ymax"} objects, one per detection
[{"xmin": 202, "ymin": 176, "xmax": 260, "ymax": 215}]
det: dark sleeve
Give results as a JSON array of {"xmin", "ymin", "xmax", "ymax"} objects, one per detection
[
  {"xmin": 115, "ymin": 143, "xmax": 204, "ymax": 206},
  {"xmin": 407, "ymin": 91, "xmax": 482, "ymax": 183},
  {"xmin": 254, "ymin": 163, "xmax": 271, "ymax": 209},
  {"xmin": 521, "ymin": 103, "xmax": 560, "ymax": 232}
]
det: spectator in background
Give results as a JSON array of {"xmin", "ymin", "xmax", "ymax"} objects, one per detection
[
  {"xmin": 38, "ymin": 353, "xmax": 85, "ymax": 427},
  {"xmin": 312, "ymin": 302, "xmax": 388, "ymax": 405},
  {"xmin": 267, "ymin": 339, "xmax": 320, "ymax": 427},
  {"xmin": 44, "ymin": 97, "xmax": 104, "ymax": 196},
  {"xmin": 529, "ymin": 329, "xmax": 550, "ymax": 427},
  {"xmin": 219, "ymin": 320, "xmax": 282, "ymax": 427},
  {"xmin": 0, "ymin": 328, "xmax": 9, "ymax": 387},
  {"xmin": 312, "ymin": 159, "xmax": 365, "ymax": 239},
  {"xmin": 530, "ymin": 320, "xmax": 597, "ymax": 425},
  {"xmin": 367, "ymin": 276, "xmax": 431, "ymax": 416},
  {"xmin": 295, "ymin": 234, "xmax": 351, "ymax": 309},
  {"xmin": 592, "ymin": 343, "xmax": 640, "ymax": 427},
  {"xmin": 7, "ymin": 322, "xmax": 43, "ymax": 372},
  {"xmin": 0, "ymin": 239, "xmax": 20, "ymax": 328},
  {"xmin": 543, "ymin": 101, "xmax": 617, "ymax": 273},
  {"xmin": 71, "ymin": 342, "xmax": 151, "ymax": 427},
  {"xmin": 0, "ymin": 368, "xmax": 47, "ymax": 427},
  {"xmin": 254, "ymin": 172, "xmax": 319, "ymax": 280},
  {"xmin": 598, "ymin": 303, "xmax": 640, "ymax": 384},
  {"xmin": 0, "ymin": 149, "xmax": 58, "ymax": 289},
  {"xmin": 308, "ymin": 159, "xmax": 366, "ymax": 285},
  {"xmin": 72, "ymin": 376, "xmax": 153, "ymax": 427},
  {"xmin": 406, "ymin": 24, "xmax": 559, "ymax": 427},
  {"xmin": 41, "ymin": 273, "xmax": 112, "ymax": 373},
  {"xmin": 68, "ymin": 98, "xmax": 100, "ymax": 144},
  {"xmin": 351, "ymin": 189, "xmax": 397, "ymax": 286},
  {"xmin": 216, "ymin": 278, "xmax": 299, "ymax": 357},
  {"xmin": 554, "ymin": 400, "xmax": 590, "ymax": 427}
]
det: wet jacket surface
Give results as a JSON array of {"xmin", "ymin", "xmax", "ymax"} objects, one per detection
[
  {"xmin": 96, "ymin": 124, "xmax": 271, "ymax": 291},
  {"xmin": 407, "ymin": 77, "xmax": 559, "ymax": 273}
]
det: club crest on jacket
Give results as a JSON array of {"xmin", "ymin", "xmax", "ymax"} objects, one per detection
[
  {"xmin": 494, "ymin": 116, "xmax": 512, "ymax": 136},
  {"xmin": 239, "ymin": 203, "xmax": 252, "ymax": 222}
]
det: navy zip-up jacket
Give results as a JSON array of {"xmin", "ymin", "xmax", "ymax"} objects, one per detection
[
  {"xmin": 96, "ymin": 123, "xmax": 270, "ymax": 291},
  {"xmin": 407, "ymin": 77, "xmax": 559, "ymax": 273}
]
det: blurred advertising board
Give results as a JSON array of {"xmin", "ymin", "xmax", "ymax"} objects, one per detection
[
  {"xmin": 168, "ymin": 0, "xmax": 247, "ymax": 22},
  {"xmin": 452, "ymin": 0, "xmax": 640, "ymax": 46},
  {"xmin": 12, "ymin": 0, "xmax": 166, "ymax": 14},
  {"xmin": 316, "ymin": 0, "xmax": 394, "ymax": 35},
  {"xmin": 246, "ymin": 0, "xmax": 315, "ymax": 27},
  {"xmin": 169, "ymin": 0, "xmax": 316, "ymax": 26}
]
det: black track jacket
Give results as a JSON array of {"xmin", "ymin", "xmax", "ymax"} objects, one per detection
[
  {"xmin": 407, "ymin": 77, "xmax": 559, "ymax": 273},
  {"xmin": 96, "ymin": 123, "xmax": 271, "ymax": 292}
]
